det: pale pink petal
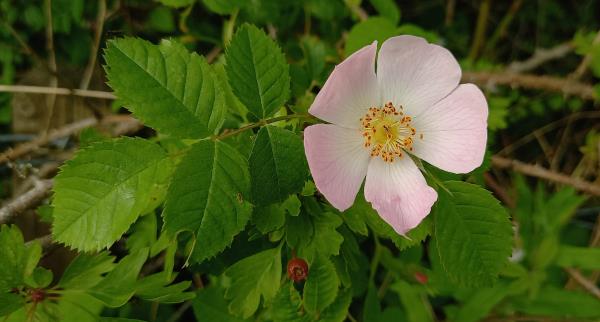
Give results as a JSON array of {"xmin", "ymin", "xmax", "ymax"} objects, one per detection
[
  {"xmin": 411, "ymin": 84, "xmax": 488, "ymax": 173},
  {"xmin": 364, "ymin": 156, "xmax": 437, "ymax": 235},
  {"xmin": 304, "ymin": 124, "xmax": 370, "ymax": 211},
  {"xmin": 308, "ymin": 42, "xmax": 379, "ymax": 129},
  {"xmin": 377, "ymin": 35, "xmax": 461, "ymax": 117}
]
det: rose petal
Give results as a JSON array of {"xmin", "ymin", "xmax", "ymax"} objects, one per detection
[
  {"xmin": 304, "ymin": 124, "xmax": 370, "ymax": 211},
  {"xmin": 377, "ymin": 35, "xmax": 461, "ymax": 117},
  {"xmin": 411, "ymin": 84, "xmax": 488, "ymax": 173},
  {"xmin": 308, "ymin": 42, "xmax": 379, "ymax": 129},
  {"xmin": 364, "ymin": 156, "xmax": 437, "ymax": 235}
]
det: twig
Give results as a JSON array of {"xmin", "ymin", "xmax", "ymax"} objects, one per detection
[
  {"xmin": 0, "ymin": 85, "xmax": 116, "ymax": 99},
  {"xmin": 165, "ymin": 301, "xmax": 193, "ymax": 322},
  {"xmin": 79, "ymin": 0, "xmax": 106, "ymax": 90},
  {"xmin": 0, "ymin": 179, "xmax": 53, "ymax": 224},
  {"xmin": 485, "ymin": 0, "xmax": 523, "ymax": 56},
  {"xmin": 344, "ymin": 0, "xmax": 368, "ymax": 21},
  {"xmin": 507, "ymin": 42, "xmax": 574, "ymax": 73},
  {"xmin": 570, "ymin": 29, "xmax": 600, "ymax": 80},
  {"xmin": 205, "ymin": 46, "xmax": 222, "ymax": 64},
  {"xmin": 445, "ymin": 0, "xmax": 456, "ymax": 26},
  {"xmin": 491, "ymin": 156, "xmax": 600, "ymax": 196},
  {"xmin": 214, "ymin": 114, "xmax": 312, "ymax": 140},
  {"xmin": 2, "ymin": 21, "xmax": 51, "ymax": 74},
  {"xmin": 565, "ymin": 268, "xmax": 600, "ymax": 300},
  {"xmin": 468, "ymin": 0, "xmax": 491, "ymax": 61},
  {"xmin": 462, "ymin": 71, "xmax": 596, "ymax": 100},
  {"xmin": 484, "ymin": 173, "xmax": 516, "ymax": 208},
  {"xmin": 44, "ymin": 0, "xmax": 58, "ymax": 133},
  {"xmin": 0, "ymin": 115, "xmax": 135, "ymax": 166}
]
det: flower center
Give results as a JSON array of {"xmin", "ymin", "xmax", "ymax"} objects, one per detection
[{"xmin": 360, "ymin": 102, "xmax": 418, "ymax": 163}]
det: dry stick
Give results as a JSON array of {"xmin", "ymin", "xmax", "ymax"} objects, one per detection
[
  {"xmin": 491, "ymin": 156, "xmax": 600, "ymax": 196},
  {"xmin": 462, "ymin": 71, "xmax": 596, "ymax": 101},
  {"xmin": 0, "ymin": 180, "xmax": 53, "ymax": 224},
  {"xmin": 467, "ymin": 0, "xmax": 491, "ymax": 61},
  {"xmin": 79, "ymin": 0, "xmax": 107, "ymax": 90},
  {"xmin": 507, "ymin": 42, "xmax": 574, "ymax": 73},
  {"xmin": 0, "ymin": 115, "xmax": 133, "ymax": 166},
  {"xmin": 43, "ymin": 0, "xmax": 58, "ymax": 133},
  {"xmin": 565, "ymin": 268, "xmax": 600, "ymax": 300},
  {"xmin": 484, "ymin": 0, "xmax": 524, "ymax": 56},
  {"xmin": 0, "ymin": 85, "xmax": 117, "ymax": 99}
]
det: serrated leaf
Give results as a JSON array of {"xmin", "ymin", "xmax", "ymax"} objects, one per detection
[
  {"xmin": 249, "ymin": 126, "xmax": 308, "ymax": 206},
  {"xmin": 0, "ymin": 225, "xmax": 40, "ymax": 292},
  {"xmin": 193, "ymin": 286, "xmax": 249, "ymax": 322},
  {"xmin": 105, "ymin": 37, "xmax": 225, "ymax": 138},
  {"xmin": 88, "ymin": 248, "xmax": 148, "ymax": 307},
  {"xmin": 303, "ymin": 254, "xmax": 339, "ymax": 315},
  {"xmin": 59, "ymin": 252, "xmax": 116, "ymax": 290},
  {"xmin": 286, "ymin": 208, "xmax": 344, "ymax": 263},
  {"xmin": 434, "ymin": 181, "xmax": 512, "ymax": 287},
  {"xmin": 52, "ymin": 137, "xmax": 172, "ymax": 251},
  {"xmin": 163, "ymin": 140, "xmax": 252, "ymax": 262},
  {"xmin": 135, "ymin": 273, "xmax": 195, "ymax": 303},
  {"xmin": 225, "ymin": 24, "xmax": 290, "ymax": 118},
  {"xmin": 224, "ymin": 246, "xmax": 282, "ymax": 318},
  {"xmin": 269, "ymin": 283, "xmax": 309, "ymax": 322}
]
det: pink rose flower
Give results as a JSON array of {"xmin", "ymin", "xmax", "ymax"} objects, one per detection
[{"xmin": 304, "ymin": 35, "xmax": 488, "ymax": 235}]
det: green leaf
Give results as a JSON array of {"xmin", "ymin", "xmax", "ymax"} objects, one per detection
[
  {"xmin": 391, "ymin": 281, "xmax": 433, "ymax": 322},
  {"xmin": 0, "ymin": 293, "xmax": 25, "ymax": 317},
  {"xmin": 224, "ymin": 246, "xmax": 282, "ymax": 318},
  {"xmin": 269, "ymin": 283, "xmax": 308, "ymax": 322},
  {"xmin": 511, "ymin": 287, "xmax": 600, "ymax": 318},
  {"xmin": 105, "ymin": 37, "xmax": 225, "ymax": 138},
  {"xmin": 249, "ymin": 126, "xmax": 308, "ymax": 206},
  {"xmin": 363, "ymin": 285, "xmax": 382, "ymax": 322},
  {"xmin": 319, "ymin": 288, "xmax": 353, "ymax": 322},
  {"xmin": 286, "ymin": 208, "xmax": 344, "ymax": 262},
  {"xmin": 127, "ymin": 214, "xmax": 159, "ymax": 254},
  {"xmin": 345, "ymin": 17, "xmax": 397, "ymax": 55},
  {"xmin": 202, "ymin": 0, "xmax": 246, "ymax": 14},
  {"xmin": 303, "ymin": 255, "xmax": 339, "ymax": 315},
  {"xmin": 88, "ymin": 248, "xmax": 148, "ymax": 307},
  {"xmin": 0, "ymin": 225, "xmax": 40, "ymax": 292},
  {"xmin": 59, "ymin": 252, "xmax": 116, "ymax": 290},
  {"xmin": 225, "ymin": 24, "xmax": 290, "ymax": 118},
  {"xmin": 434, "ymin": 181, "xmax": 513, "ymax": 287},
  {"xmin": 452, "ymin": 280, "xmax": 524, "ymax": 322},
  {"xmin": 52, "ymin": 137, "xmax": 172, "ymax": 251},
  {"xmin": 163, "ymin": 140, "xmax": 252, "ymax": 262},
  {"xmin": 158, "ymin": 0, "xmax": 195, "ymax": 8},
  {"xmin": 369, "ymin": 0, "xmax": 400, "ymax": 24},
  {"xmin": 136, "ymin": 273, "xmax": 195, "ymax": 303},
  {"xmin": 555, "ymin": 246, "xmax": 600, "ymax": 269},
  {"xmin": 193, "ymin": 286, "xmax": 249, "ymax": 322},
  {"xmin": 24, "ymin": 267, "xmax": 53, "ymax": 288},
  {"xmin": 253, "ymin": 204, "xmax": 286, "ymax": 234}
]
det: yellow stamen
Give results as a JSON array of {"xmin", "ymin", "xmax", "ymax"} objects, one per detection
[{"xmin": 360, "ymin": 102, "xmax": 418, "ymax": 163}]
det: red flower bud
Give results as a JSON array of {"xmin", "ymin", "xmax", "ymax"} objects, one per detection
[
  {"xmin": 287, "ymin": 257, "xmax": 309, "ymax": 282},
  {"xmin": 414, "ymin": 271, "xmax": 428, "ymax": 284}
]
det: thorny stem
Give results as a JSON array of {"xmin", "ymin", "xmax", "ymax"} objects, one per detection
[{"xmin": 214, "ymin": 113, "xmax": 314, "ymax": 140}]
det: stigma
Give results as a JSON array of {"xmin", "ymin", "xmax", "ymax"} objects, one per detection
[{"xmin": 360, "ymin": 102, "xmax": 420, "ymax": 163}]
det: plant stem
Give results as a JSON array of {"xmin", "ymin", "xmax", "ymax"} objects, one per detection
[
  {"xmin": 369, "ymin": 235, "xmax": 382, "ymax": 284},
  {"xmin": 214, "ymin": 114, "xmax": 313, "ymax": 140}
]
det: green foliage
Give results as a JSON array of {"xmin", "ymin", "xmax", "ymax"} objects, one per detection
[
  {"xmin": 52, "ymin": 137, "xmax": 172, "ymax": 251},
  {"xmin": 163, "ymin": 139, "xmax": 252, "ymax": 263},
  {"xmin": 105, "ymin": 38, "xmax": 225, "ymax": 139},
  {"xmin": 224, "ymin": 246, "xmax": 282, "ymax": 318},
  {"xmin": 249, "ymin": 125, "xmax": 308, "ymax": 206},
  {"xmin": 0, "ymin": 225, "xmax": 41, "ymax": 292},
  {"xmin": 434, "ymin": 181, "xmax": 513, "ymax": 287},
  {"xmin": 225, "ymin": 24, "xmax": 291, "ymax": 119},
  {"xmin": 345, "ymin": 17, "xmax": 397, "ymax": 55},
  {"xmin": 303, "ymin": 255, "xmax": 340, "ymax": 315},
  {"xmin": 194, "ymin": 286, "xmax": 248, "ymax": 322}
]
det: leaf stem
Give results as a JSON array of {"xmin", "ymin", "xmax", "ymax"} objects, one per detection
[
  {"xmin": 369, "ymin": 235, "xmax": 382, "ymax": 284},
  {"xmin": 214, "ymin": 113, "xmax": 313, "ymax": 140}
]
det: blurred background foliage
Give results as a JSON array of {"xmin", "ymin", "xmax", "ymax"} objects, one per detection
[{"xmin": 1, "ymin": 0, "xmax": 599, "ymax": 321}]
